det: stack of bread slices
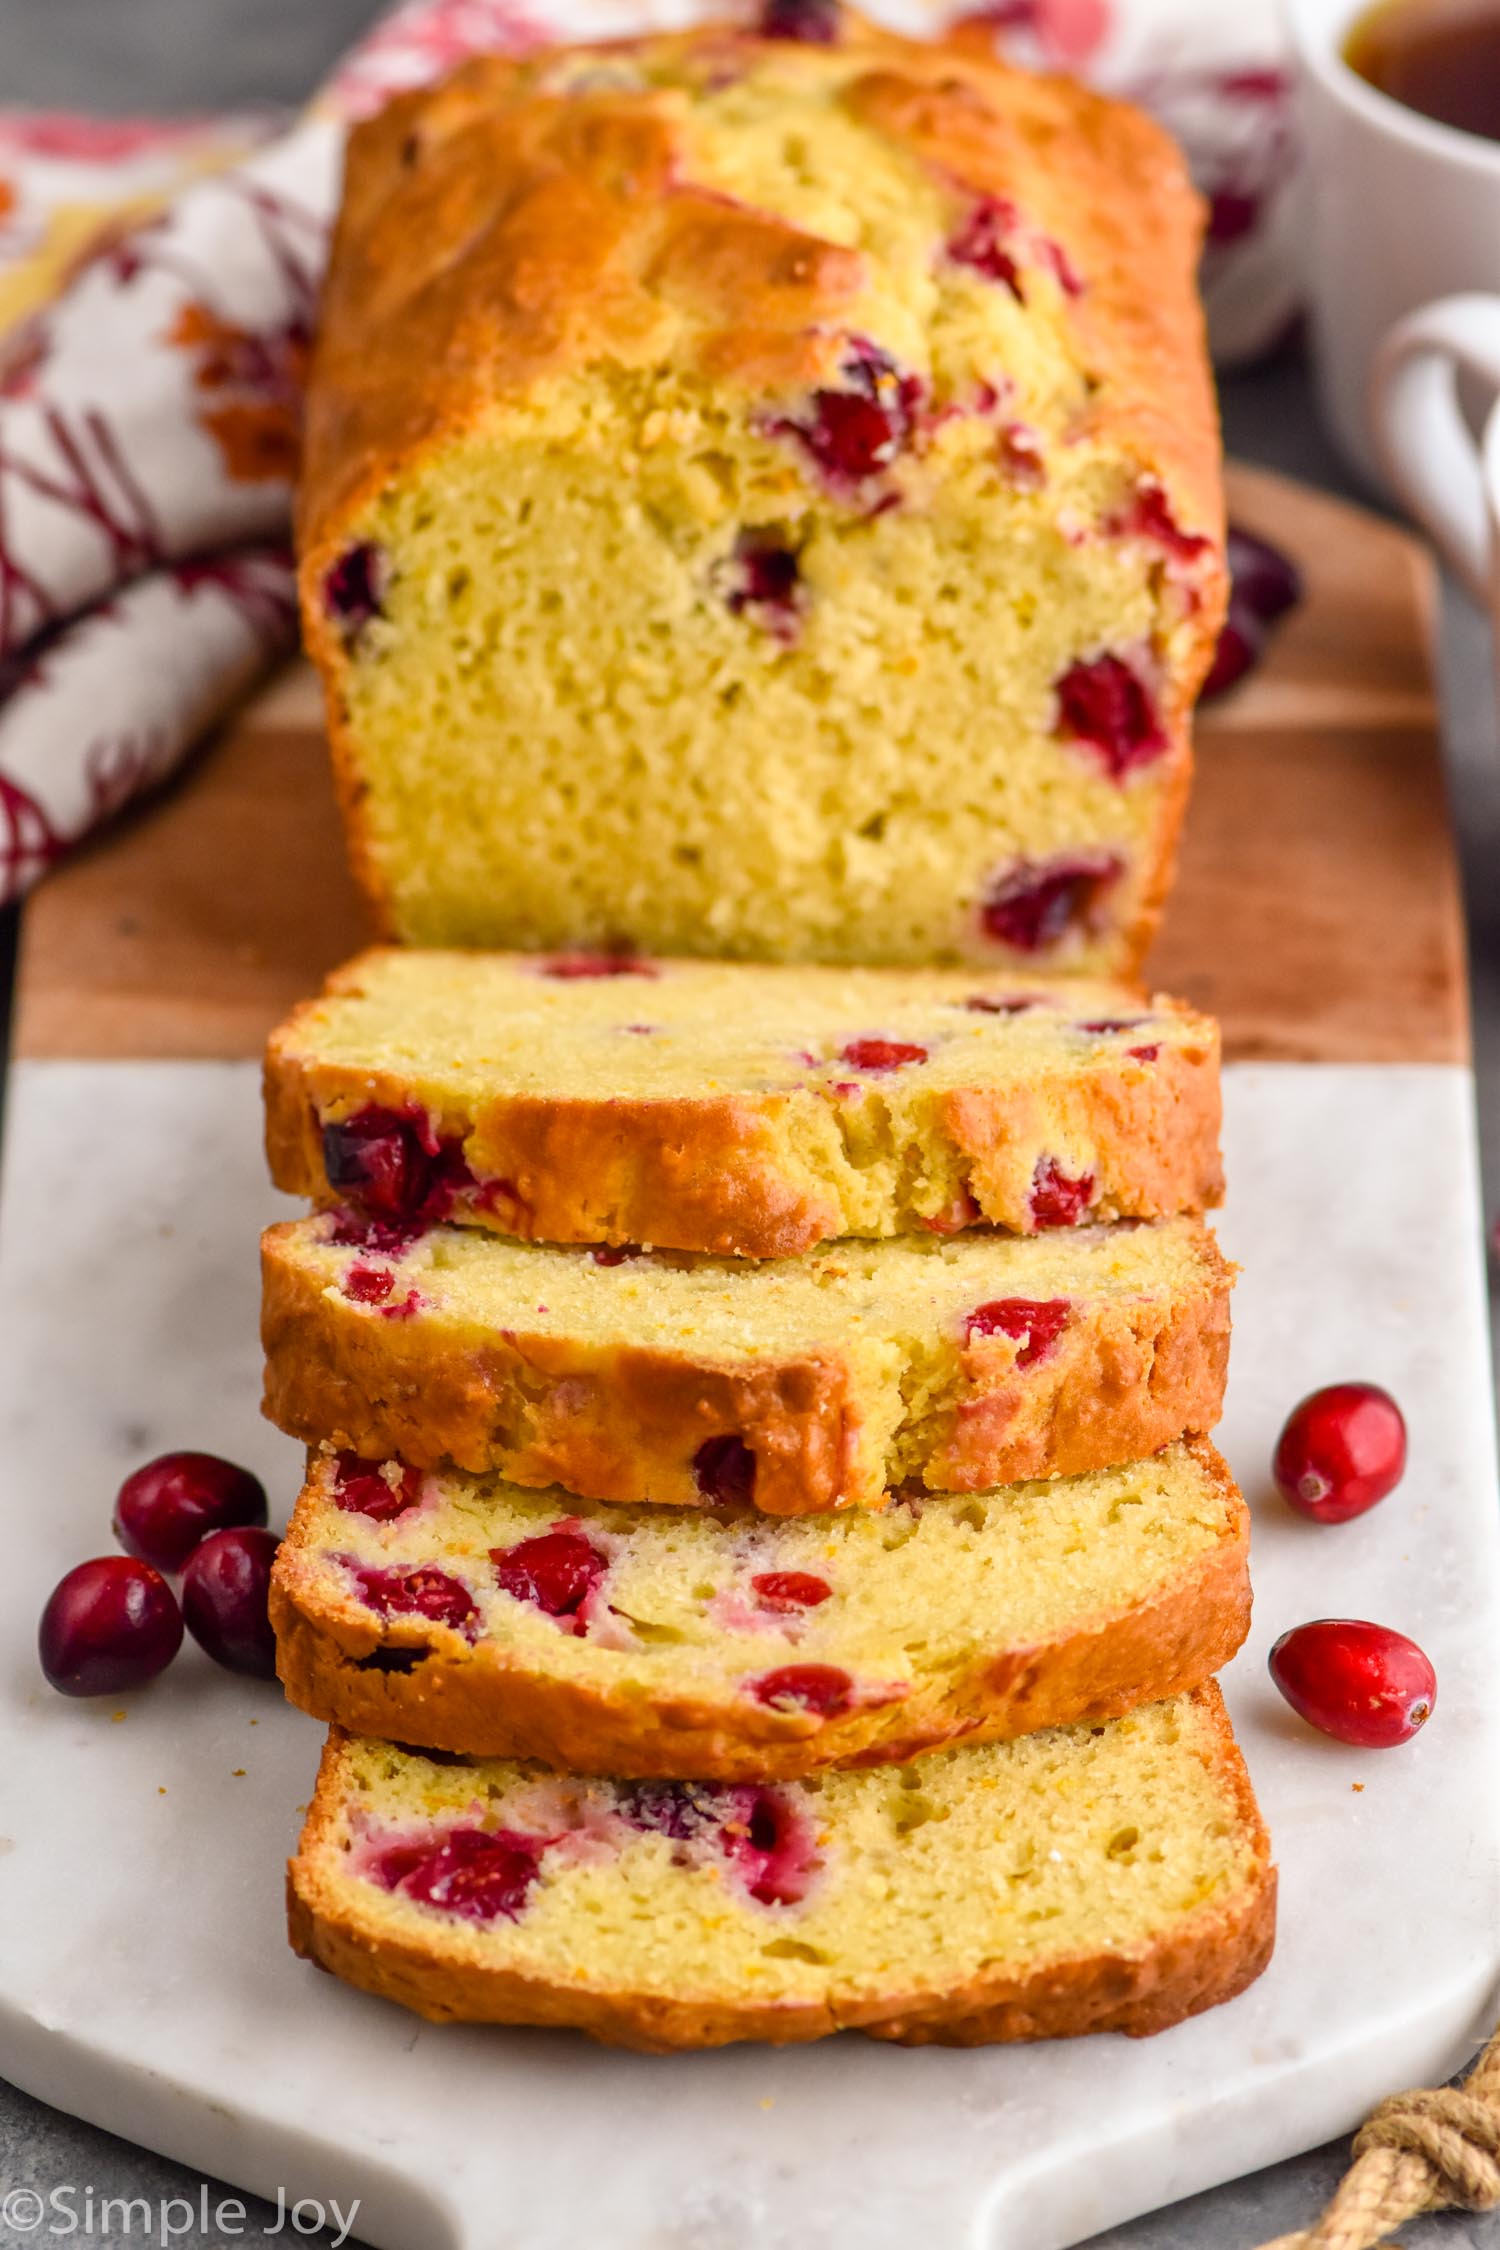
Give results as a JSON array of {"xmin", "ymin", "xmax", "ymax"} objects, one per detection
[
  {"xmin": 263, "ymin": 0, "xmax": 1272, "ymax": 2057},
  {"xmin": 261, "ymin": 949, "xmax": 1274, "ymax": 2050}
]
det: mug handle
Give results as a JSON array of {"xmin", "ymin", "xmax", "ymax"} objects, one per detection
[{"xmin": 1371, "ymin": 294, "xmax": 1500, "ymax": 605}]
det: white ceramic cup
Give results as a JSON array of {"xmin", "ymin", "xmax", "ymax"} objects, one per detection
[
  {"xmin": 1285, "ymin": 0, "xmax": 1500, "ymax": 490},
  {"xmin": 1372, "ymin": 293, "xmax": 1500, "ymax": 609}
]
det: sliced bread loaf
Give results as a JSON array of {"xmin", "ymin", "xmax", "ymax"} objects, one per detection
[
  {"xmin": 299, "ymin": 10, "xmax": 1223, "ymax": 973},
  {"xmin": 287, "ymin": 1689, "xmax": 1274, "ymax": 2048},
  {"xmin": 262, "ymin": 1213, "xmax": 1232, "ymax": 1511},
  {"xmin": 265, "ymin": 950, "xmax": 1222, "ymax": 1258},
  {"xmin": 270, "ymin": 1437, "xmax": 1249, "ymax": 1776}
]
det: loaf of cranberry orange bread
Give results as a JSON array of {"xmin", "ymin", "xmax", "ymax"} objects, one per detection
[
  {"xmin": 288, "ymin": 1689, "xmax": 1273, "ymax": 2048},
  {"xmin": 297, "ymin": 7, "xmax": 1225, "ymax": 973},
  {"xmin": 262, "ymin": 1211, "xmax": 1232, "ymax": 1512},
  {"xmin": 271, "ymin": 1437, "xmax": 1249, "ymax": 1776},
  {"xmin": 265, "ymin": 952, "xmax": 1223, "ymax": 1258}
]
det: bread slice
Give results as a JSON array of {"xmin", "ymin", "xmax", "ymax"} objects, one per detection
[
  {"xmin": 265, "ymin": 950, "xmax": 1222, "ymax": 1259},
  {"xmin": 262, "ymin": 1213, "xmax": 1232, "ymax": 1513},
  {"xmin": 271, "ymin": 1437, "xmax": 1249, "ymax": 1777},
  {"xmin": 287, "ymin": 1688, "xmax": 1274, "ymax": 2049}
]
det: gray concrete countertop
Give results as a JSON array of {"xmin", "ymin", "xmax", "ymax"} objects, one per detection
[{"xmin": 1, "ymin": 7, "xmax": 1497, "ymax": 2248}]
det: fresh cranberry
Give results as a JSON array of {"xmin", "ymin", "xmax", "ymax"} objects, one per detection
[
  {"xmin": 838, "ymin": 1037, "xmax": 928, "ymax": 1072},
  {"xmin": 323, "ymin": 542, "xmax": 384, "ymax": 640},
  {"xmin": 378, "ymin": 1825, "xmax": 547, "ymax": 1923},
  {"xmin": 966, "ymin": 1298, "xmax": 1070, "ymax": 1366},
  {"xmin": 752, "ymin": 1571, "xmax": 832, "ymax": 1610},
  {"xmin": 1226, "ymin": 525, "xmax": 1302, "ymax": 623},
  {"xmin": 733, "ymin": 540, "xmax": 798, "ymax": 609},
  {"xmin": 39, "ymin": 1557, "xmax": 183, "ymax": 1696},
  {"xmin": 1079, "ymin": 1018, "xmax": 1145, "ymax": 1036},
  {"xmin": 751, "ymin": 1663, "xmax": 854, "ymax": 1716},
  {"xmin": 1208, "ymin": 188, "xmax": 1260, "ymax": 246},
  {"xmin": 113, "ymin": 1451, "xmax": 267, "ymax": 1574},
  {"xmin": 758, "ymin": 0, "xmax": 839, "ymax": 36},
  {"xmin": 1269, "ymin": 1618, "xmax": 1435, "ymax": 1748},
  {"xmin": 540, "ymin": 952, "xmax": 656, "ymax": 979},
  {"xmin": 492, "ymin": 1528, "xmax": 606, "ymax": 1634},
  {"xmin": 322, "ymin": 1106, "xmax": 473, "ymax": 1226},
  {"xmin": 1029, "ymin": 1157, "xmax": 1096, "ymax": 1228},
  {"xmin": 1128, "ymin": 1043, "xmax": 1161, "ymax": 1063},
  {"xmin": 426, "ymin": 1140, "xmax": 478, "ymax": 1214},
  {"xmin": 1054, "ymin": 653, "xmax": 1166, "ymax": 779},
  {"xmin": 980, "ymin": 851, "xmax": 1123, "ymax": 954},
  {"xmin": 1202, "ymin": 529, "xmax": 1302, "ymax": 702},
  {"xmin": 693, "ymin": 1435, "xmax": 757, "ymax": 1507},
  {"xmin": 963, "ymin": 994, "xmax": 1038, "ymax": 1016},
  {"xmin": 422, "ymin": 1138, "xmax": 479, "ymax": 1219},
  {"xmin": 618, "ymin": 1782, "xmax": 818, "ymax": 1906},
  {"xmin": 180, "ymin": 1526, "xmax": 278, "ymax": 1678},
  {"xmin": 342, "ymin": 1263, "xmax": 395, "ymax": 1306},
  {"xmin": 726, "ymin": 1787, "xmax": 821, "ymax": 1906},
  {"xmin": 1273, "ymin": 1383, "xmax": 1407, "ymax": 1524},
  {"xmin": 773, "ymin": 340, "xmax": 922, "ymax": 492},
  {"xmin": 947, "ymin": 198, "xmax": 1022, "ymax": 297},
  {"xmin": 723, "ymin": 532, "xmax": 801, "ymax": 636},
  {"xmin": 591, "ymin": 1244, "xmax": 641, "ymax": 1267},
  {"xmin": 355, "ymin": 1563, "xmax": 478, "ymax": 1634},
  {"xmin": 322, "ymin": 1107, "xmax": 429, "ymax": 1221},
  {"xmin": 331, "ymin": 1452, "xmax": 423, "ymax": 1523},
  {"xmin": 798, "ymin": 392, "xmax": 897, "ymax": 484},
  {"xmin": 1200, "ymin": 602, "xmax": 1262, "ymax": 700},
  {"xmin": 1113, "ymin": 482, "xmax": 1213, "ymax": 564}
]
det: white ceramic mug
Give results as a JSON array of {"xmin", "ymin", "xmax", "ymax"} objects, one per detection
[
  {"xmin": 1285, "ymin": 0, "xmax": 1500, "ymax": 490},
  {"xmin": 1372, "ymin": 293, "xmax": 1500, "ymax": 610}
]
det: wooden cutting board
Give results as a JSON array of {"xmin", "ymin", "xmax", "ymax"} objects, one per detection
[{"xmin": 11, "ymin": 460, "xmax": 1468, "ymax": 1063}]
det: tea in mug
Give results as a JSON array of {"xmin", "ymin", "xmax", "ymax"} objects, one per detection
[{"xmin": 1346, "ymin": 0, "xmax": 1500, "ymax": 140}]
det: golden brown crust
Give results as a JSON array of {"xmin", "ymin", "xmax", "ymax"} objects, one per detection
[
  {"xmin": 286, "ymin": 1690, "xmax": 1274, "ymax": 2049},
  {"xmin": 261, "ymin": 1241, "xmax": 864, "ymax": 1509},
  {"xmin": 259, "ymin": 1218, "xmax": 1232, "ymax": 1509},
  {"xmin": 296, "ymin": 12, "xmax": 1225, "ymax": 966},
  {"xmin": 298, "ymin": 19, "xmax": 1220, "ymax": 574},
  {"xmin": 262, "ymin": 954, "xmax": 1224, "ymax": 1261},
  {"xmin": 269, "ymin": 1441, "xmax": 1250, "ymax": 1776}
]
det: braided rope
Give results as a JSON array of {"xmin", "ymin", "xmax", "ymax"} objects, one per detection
[{"xmin": 1256, "ymin": 2031, "xmax": 1500, "ymax": 2250}]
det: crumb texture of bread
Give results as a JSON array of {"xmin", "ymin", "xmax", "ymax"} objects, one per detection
[
  {"xmin": 286, "ymin": 1688, "xmax": 1274, "ymax": 2047},
  {"xmin": 261, "ymin": 1210, "xmax": 1232, "ymax": 1508},
  {"xmin": 297, "ymin": 10, "xmax": 1224, "ymax": 970},
  {"xmin": 271, "ymin": 1436, "xmax": 1251, "ymax": 1773},
  {"xmin": 264, "ymin": 951, "xmax": 1223, "ymax": 1257}
]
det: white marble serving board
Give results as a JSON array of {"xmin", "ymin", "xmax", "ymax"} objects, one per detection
[{"xmin": 1, "ymin": 1058, "xmax": 1498, "ymax": 2250}]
